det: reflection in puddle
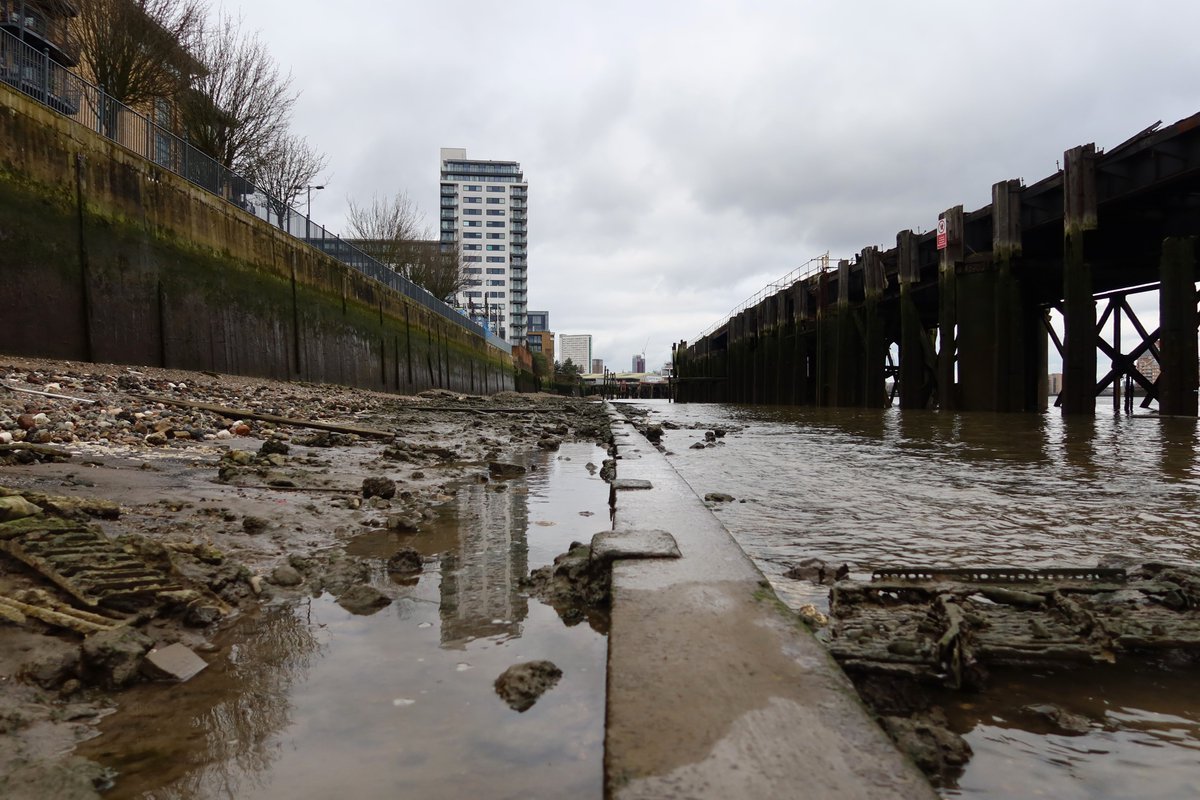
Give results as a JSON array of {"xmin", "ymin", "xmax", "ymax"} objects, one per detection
[{"xmin": 79, "ymin": 443, "xmax": 611, "ymax": 799}]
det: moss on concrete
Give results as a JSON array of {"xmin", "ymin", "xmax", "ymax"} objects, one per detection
[{"xmin": 0, "ymin": 82, "xmax": 512, "ymax": 393}]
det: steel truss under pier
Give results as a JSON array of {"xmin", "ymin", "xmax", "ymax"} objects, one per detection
[{"xmin": 673, "ymin": 113, "xmax": 1200, "ymax": 415}]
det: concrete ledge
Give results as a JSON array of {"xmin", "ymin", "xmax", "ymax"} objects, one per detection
[{"xmin": 602, "ymin": 406, "xmax": 936, "ymax": 799}]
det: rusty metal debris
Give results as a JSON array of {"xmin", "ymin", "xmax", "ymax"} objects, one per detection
[
  {"xmin": 0, "ymin": 519, "xmax": 183, "ymax": 611},
  {"xmin": 828, "ymin": 564, "xmax": 1200, "ymax": 688}
]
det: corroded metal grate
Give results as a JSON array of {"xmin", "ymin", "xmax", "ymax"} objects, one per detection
[{"xmin": 1, "ymin": 523, "xmax": 182, "ymax": 611}]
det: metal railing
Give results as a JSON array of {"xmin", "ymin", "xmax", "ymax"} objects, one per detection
[
  {"xmin": 696, "ymin": 253, "xmax": 840, "ymax": 340},
  {"xmin": 0, "ymin": 27, "xmax": 510, "ymax": 354}
]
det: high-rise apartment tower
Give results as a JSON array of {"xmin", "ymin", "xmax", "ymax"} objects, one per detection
[
  {"xmin": 440, "ymin": 148, "xmax": 528, "ymax": 345},
  {"xmin": 559, "ymin": 334, "xmax": 592, "ymax": 372}
]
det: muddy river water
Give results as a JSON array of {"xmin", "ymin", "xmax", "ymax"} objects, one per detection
[
  {"xmin": 77, "ymin": 442, "xmax": 612, "ymax": 800},
  {"xmin": 626, "ymin": 398, "xmax": 1200, "ymax": 799}
]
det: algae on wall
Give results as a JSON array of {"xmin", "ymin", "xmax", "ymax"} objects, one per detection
[{"xmin": 0, "ymin": 83, "xmax": 512, "ymax": 394}]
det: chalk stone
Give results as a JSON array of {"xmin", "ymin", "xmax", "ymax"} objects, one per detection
[
  {"xmin": 611, "ymin": 479, "xmax": 653, "ymax": 490},
  {"xmin": 142, "ymin": 643, "xmax": 208, "ymax": 682},
  {"xmin": 591, "ymin": 530, "xmax": 681, "ymax": 562}
]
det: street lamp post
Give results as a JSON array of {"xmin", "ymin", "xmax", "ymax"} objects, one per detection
[{"xmin": 305, "ymin": 184, "xmax": 325, "ymax": 239}]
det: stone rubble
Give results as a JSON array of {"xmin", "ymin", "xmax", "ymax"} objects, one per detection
[{"xmin": 0, "ymin": 355, "xmax": 613, "ymax": 796}]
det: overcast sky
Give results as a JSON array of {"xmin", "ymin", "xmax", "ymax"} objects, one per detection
[{"xmin": 217, "ymin": 0, "xmax": 1200, "ymax": 373}]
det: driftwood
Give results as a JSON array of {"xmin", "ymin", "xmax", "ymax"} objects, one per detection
[
  {"xmin": 134, "ymin": 395, "xmax": 396, "ymax": 440},
  {"xmin": 0, "ymin": 443, "xmax": 73, "ymax": 459},
  {"xmin": 238, "ymin": 484, "xmax": 358, "ymax": 494},
  {"xmin": 0, "ymin": 594, "xmax": 121, "ymax": 635},
  {"xmin": 0, "ymin": 382, "xmax": 98, "ymax": 404},
  {"xmin": 409, "ymin": 406, "xmax": 542, "ymax": 414}
]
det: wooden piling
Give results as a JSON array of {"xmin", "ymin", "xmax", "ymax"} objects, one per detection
[
  {"xmin": 1062, "ymin": 145, "xmax": 1098, "ymax": 415},
  {"xmin": 937, "ymin": 206, "xmax": 964, "ymax": 411},
  {"xmin": 897, "ymin": 230, "xmax": 931, "ymax": 409},
  {"xmin": 991, "ymin": 179, "xmax": 1044, "ymax": 412},
  {"xmin": 1159, "ymin": 237, "xmax": 1199, "ymax": 416},
  {"xmin": 862, "ymin": 246, "xmax": 887, "ymax": 407}
]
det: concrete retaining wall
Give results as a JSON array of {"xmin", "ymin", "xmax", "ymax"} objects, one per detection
[{"xmin": 0, "ymin": 84, "xmax": 512, "ymax": 394}]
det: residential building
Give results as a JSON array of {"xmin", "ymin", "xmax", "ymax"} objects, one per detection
[
  {"xmin": 527, "ymin": 310, "xmax": 549, "ymax": 333},
  {"xmin": 440, "ymin": 148, "xmax": 528, "ymax": 345},
  {"xmin": 1, "ymin": 0, "xmax": 80, "ymax": 113},
  {"xmin": 559, "ymin": 334, "xmax": 591, "ymax": 372},
  {"xmin": 1135, "ymin": 350, "xmax": 1161, "ymax": 383},
  {"xmin": 591, "ymin": 358, "xmax": 604, "ymax": 374},
  {"xmin": 527, "ymin": 330, "xmax": 554, "ymax": 363},
  {"xmin": 633, "ymin": 354, "xmax": 645, "ymax": 372}
]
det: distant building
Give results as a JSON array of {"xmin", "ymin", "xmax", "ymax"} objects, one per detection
[
  {"xmin": 632, "ymin": 354, "xmax": 645, "ymax": 372},
  {"xmin": 661, "ymin": 363, "xmax": 673, "ymax": 378},
  {"xmin": 559, "ymin": 334, "xmax": 591, "ymax": 371},
  {"xmin": 1047, "ymin": 373, "xmax": 1064, "ymax": 395},
  {"xmin": 591, "ymin": 358, "xmax": 604, "ymax": 374},
  {"xmin": 1135, "ymin": 350, "xmax": 1161, "ymax": 382},
  {"xmin": 440, "ymin": 148, "xmax": 528, "ymax": 345},
  {"xmin": 527, "ymin": 310, "xmax": 549, "ymax": 332}
]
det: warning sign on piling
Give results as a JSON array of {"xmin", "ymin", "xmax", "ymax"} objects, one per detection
[{"xmin": 936, "ymin": 218, "xmax": 947, "ymax": 250}]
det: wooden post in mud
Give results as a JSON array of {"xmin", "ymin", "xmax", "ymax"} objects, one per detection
[
  {"xmin": 862, "ymin": 246, "xmax": 887, "ymax": 407},
  {"xmin": 937, "ymin": 206, "xmax": 964, "ymax": 411},
  {"xmin": 1062, "ymin": 145, "xmax": 1098, "ymax": 415},
  {"xmin": 1159, "ymin": 236, "xmax": 1199, "ymax": 416},
  {"xmin": 897, "ymin": 230, "xmax": 931, "ymax": 409}
]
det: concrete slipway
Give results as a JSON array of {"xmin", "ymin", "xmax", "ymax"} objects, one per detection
[{"xmin": 600, "ymin": 406, "xmax": 936, "ymax": 799}]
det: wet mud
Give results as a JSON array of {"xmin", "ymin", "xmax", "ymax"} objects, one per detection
[{"xmin": 0, "ymin": 356, "xmax": 613, "ymax": 799}]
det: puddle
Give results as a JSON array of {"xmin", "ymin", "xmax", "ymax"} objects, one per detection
[
  {"xmin": 938, "ymin": 661, "xmax": 1200, "ymax": 799},
  {"xmin": 77, "ymin": 442, "xmax": 612, "ymax": 799}
]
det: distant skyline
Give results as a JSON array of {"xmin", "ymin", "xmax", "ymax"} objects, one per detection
[{"xmin": 215, "ymin": 0, "xmax": 1200, "ymax": 372}]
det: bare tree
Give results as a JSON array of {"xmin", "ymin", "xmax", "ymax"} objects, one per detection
[
  {"xmin": 180, "ymin": 12, "xmax": 295, "ymax": 174},
  {"xmin": 412, "ymin": 239, "xmax": 468, "ymax": 303},
  {"xmin": 75, "ymin": 0, "xmax": 207, "ymax": 131},
  {"xmin": 345, "ymin": 192, "xmax": 424, "ymax": 267},
  {"xmin": 250, "ymin": 133, "xmax": 328, "ymax": 229},
  {"xmin": 346, "ymin": 192, "xmax": 466, "ymax": 302}
]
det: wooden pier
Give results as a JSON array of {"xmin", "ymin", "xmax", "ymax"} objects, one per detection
[{"xmin": 673, "ymin": 113, "xmax": 1200, "ymax": 415}]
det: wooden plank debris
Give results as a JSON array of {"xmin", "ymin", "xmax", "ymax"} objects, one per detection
[
  {"xmin": 133, "ymin": 395, "xmax": 396, "ymax": 439},
  {"xmin": 827, "ymin": 564, "xmax": 1200, "ymax": 688}
]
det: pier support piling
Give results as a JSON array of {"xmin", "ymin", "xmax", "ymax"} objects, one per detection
[
  {"xmin": 937, "ymin": 206, "xmax": 964, "ymax": 411},
  {"xmin": 897, "ymin": 230, "xmax": 933, "ymax": 409},
  {"xmin": 862, "ymin": 246, "xmax": 887, "ymax": 407},
  {"xmin": 1159, "ymin": 236, "xmax": 1199, "ymax": 416},
  {"xmin": 1062, "ymin": 145, "xmax": 1098, "ymax": 415}
]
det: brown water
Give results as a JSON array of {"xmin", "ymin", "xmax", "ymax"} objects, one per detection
[
  {"xmin": 626, "ymin": 399, "xmax": 1200, "ymax": 799},
  {"xmin": 78, "ymin": 443, "xmax": 612, "ymax": 800}
]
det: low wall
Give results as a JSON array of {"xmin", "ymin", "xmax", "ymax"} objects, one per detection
[{"xmin": 0, "ymin": 84, "xmax": 512, "ymax": 394}]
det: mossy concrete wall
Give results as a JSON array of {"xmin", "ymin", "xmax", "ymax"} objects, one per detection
[{"xmin": 0, "ymin": 84, "xmax": 513, "ymax": 394}]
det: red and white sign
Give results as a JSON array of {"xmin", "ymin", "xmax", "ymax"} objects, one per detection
[{"xmin": 936, "ymin": 218, "xmax": 948, "ymax": 250}]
